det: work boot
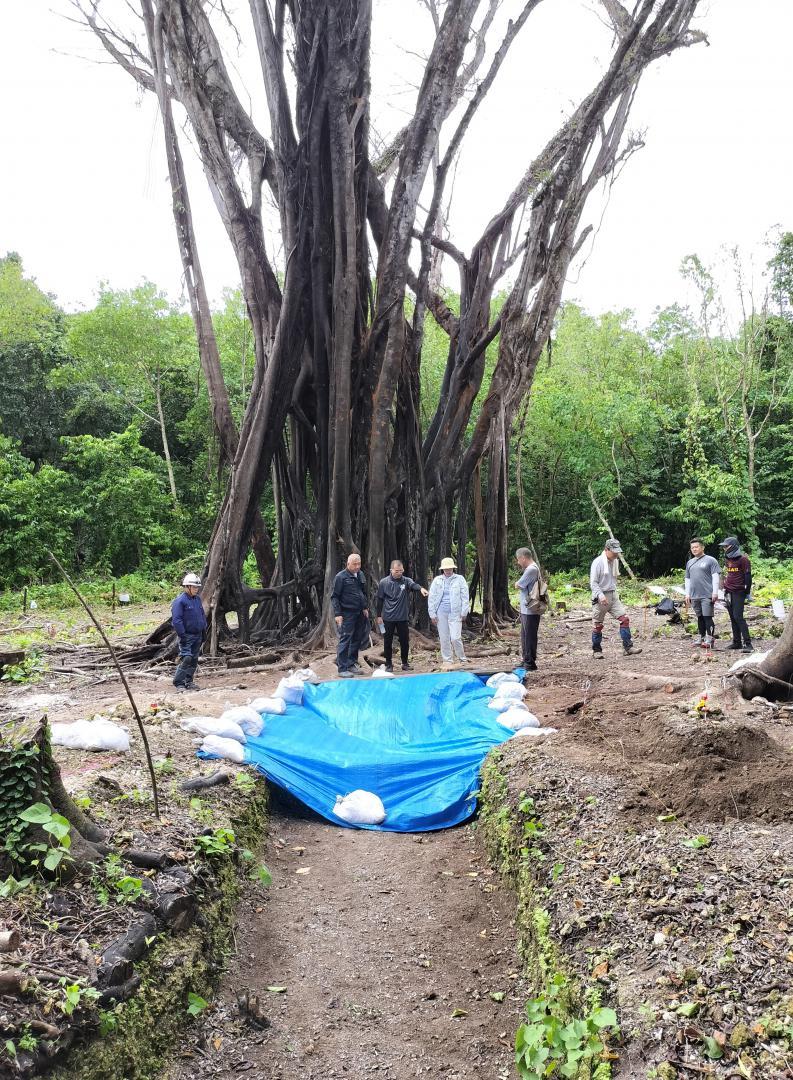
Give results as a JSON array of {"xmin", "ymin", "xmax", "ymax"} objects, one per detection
[
  {"xmin": 726, "ymin": 642, "xmax": 742, "ymax": 651},
  {"xmin": 401, "ymin": 663, "xmax": 412, "ymax": 671},
  {"xmin": 525, "ymin": 662, "xmax": 538, "ymax": 672},
  {"xmin": 384, "ymin": 664, "xmax": 394, "ymax": 672},
  {"xmin": 623, "ymin": 644, "xmax": 642, "ymax": 656}
]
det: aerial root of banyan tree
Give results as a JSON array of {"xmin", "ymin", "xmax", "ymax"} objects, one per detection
[{"xmin": 735, "ymin": 609, "xmax": 793, "ymax": 702}]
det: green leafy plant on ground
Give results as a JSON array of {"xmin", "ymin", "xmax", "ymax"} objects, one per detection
[
  {"xmin": 515, "ymin": 973, "xmax": 618, "ymax": 1080},
  {"xmin": 1, "ymin": 652, "xmax": 47, "ymax": 683}
]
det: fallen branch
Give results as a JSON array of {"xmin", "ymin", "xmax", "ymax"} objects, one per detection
[{"xmin": 179, "ymin": 769, "xmax": 232, "ymax": 792}]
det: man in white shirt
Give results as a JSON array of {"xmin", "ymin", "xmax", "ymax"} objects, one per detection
[{"xmin": 590, "ymin": 538, "xmax": 641, "ymax": 659}]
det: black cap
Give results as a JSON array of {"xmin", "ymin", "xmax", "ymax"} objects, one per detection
[{"xmin": 718, "ymin": 536, "xmax": 739, "ymax": 549}]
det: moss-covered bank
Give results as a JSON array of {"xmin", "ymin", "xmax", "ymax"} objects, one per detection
[
  {"xmin": 477, "ymin": 749, "xmax": 613, "ymax": 1080},
  {"xmin": 49, "ymin": 781, "xmax": 270, "ymax": 1080}
]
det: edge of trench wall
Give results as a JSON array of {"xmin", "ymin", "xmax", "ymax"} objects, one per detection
[
  {"xmin": 477, "ymin": 748, "xmax": 613, "ymax": 1080},
  {"xmin": 48, "ymin": 781, "xmax": 270, "ymax": 1080}
]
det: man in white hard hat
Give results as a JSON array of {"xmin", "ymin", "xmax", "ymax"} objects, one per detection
[
  {"xmin": 427, "ymin": 557, "xmax": 470, "ymax": 667},
  {"xmin": 172, "ymin": 573, "xmax": 207, "ymax": 691}
]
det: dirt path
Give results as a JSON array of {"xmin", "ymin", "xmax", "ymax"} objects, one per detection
[{"xmin": 166, "ymin": 809, "xmax": 524, "ymax": 1080}]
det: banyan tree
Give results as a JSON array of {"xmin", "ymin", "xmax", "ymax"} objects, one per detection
[{"xmin": 77, "ymin": 0, "xmax": 707, "ymax": 645}]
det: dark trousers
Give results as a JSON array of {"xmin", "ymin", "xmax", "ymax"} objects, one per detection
[
  {"xmin": 174, "ymin": 633, "xmax": 202, "ymax": 687},
  {"xmin": 520, "ymin": 613, "xmax": 540, "ymax": 668},
  {"xmin": 383, "ymin": 620, "xmax": 410, "ymax": 665},
  {"xmin": 726, "ymin": 592, "xmax": 751, "ymax": 646},
  {"xmin": 337, "ymin": 611, "xmax": 368, "ymax": 671}
]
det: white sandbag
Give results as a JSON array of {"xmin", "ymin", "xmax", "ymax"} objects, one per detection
[
  {"xmin": 220, "ymin": 705, "xmax": 264, "ymax": 736},
  {"xmin": 371, "ymin": 665, "xmax": 395, "ymax": 678},
  {"xmin": 498, "ymin": 707, "xmax": 540, "ymax": 731},
  {"xmin": 488, "ymin": 697, "xmax": 529, "ymax": 713},
  {"xmin": 485, "ymin": 671, "xmax": 520, "ymax": 689},
  {"xmin": 51, "ymin": 717, "xmax": 130, "ymax": 752},
  {"xmin": 180, "ymin": 715, "xmax": 246, "ymax": 743},
  {"xmin": 728, "ymin": 649, "xmax": 771, "ymax": 674},
  {"xmin": 492, "ymin": 682, "xmax": 527, "ymax": 702},
  {"xmin": 510, "ymin": 726, "xmax": 558, "ymax": 739},
  {"xmin": 274, "ymin": 675, "xmax": 304, "ymax": 705},
  {"xmin": 332, "ymin": 790, "xmax": 386, "ymax": 825},
  {"xmin": 200, "ymin": 734, "xmax": 245, "ymax": 763},
  {"xmin": 249, "ymin": 696, "xmax": 286, "ymax": 716},
  {"xmin": 293, "ymin": 667, "xmax": 319, "ymax": 684}
]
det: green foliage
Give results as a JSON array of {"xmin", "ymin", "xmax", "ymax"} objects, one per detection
[
  {"xmin": 0, "ymin": 651, "xmax": 47, "ymax": 683},
  {"xmin": 186, "ymin": 992, "xmax": 209, "ymax": 1017},
  {"xmin": 514, "ymin": 973, "xmax": 618, "ymax": 1080},
  {"xmin": 15, "ymin": 802, "xmax": 74, "ymax": 875},
  {"xmin": 194, "ymin": 827, "xmax": 236, "ymax": 858}
]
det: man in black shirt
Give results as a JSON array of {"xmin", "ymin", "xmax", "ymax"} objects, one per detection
[
  {"xmin": 330, "ymin": 552, "xmax": 370, "ymax": 677},
  {"xmin": 375, "ymin": 561, "xmax": 429, "ymax": 672}
]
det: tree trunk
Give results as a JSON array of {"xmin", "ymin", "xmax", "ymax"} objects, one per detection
[
  {"xmin": 737, "ymin": 609, "xmax": 793, "ymax": 701},
  {"xmin": 0, "ymin": 716, "xmax": 107, "ymax": 881},
  {"xmin": 84, "ymin": 0, "xmax": 707, "ymax": 647}
]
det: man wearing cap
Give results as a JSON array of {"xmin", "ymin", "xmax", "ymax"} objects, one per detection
[
  {"xmin": 375, "ymin": 560, "xmax": 429, "ymax": 672},
  {"xmin": 684, "ymin": 538, "xmax": 720, "ymax": 648},
  {"xmin": 331, "ymin": 552, "xmax": 370, "ymax": 677},
  {"xmin": 590, "ymin": 539, "xmax": 641, "ymax": 658},
  {"xmin": 718, "ymin": 536, "xmax": 753, "ymax": 652},
  {"xmin": 172, "ymin": 573, "xmax": 207, "ymax": 691},
  {"xmin": 428, "ymin": 557, "xmax": 470, "ymax": 667}
]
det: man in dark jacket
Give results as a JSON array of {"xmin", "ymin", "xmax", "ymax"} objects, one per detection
[
  {"xmin": 172, "ymin": 572, "xmax": 208, "ymax": 691},
  {"xmin": 331, "ymin": 553, "xmax": 370, "ymax": 677},
  {"xmin": 375, "ymin": 561, "xmax": 429, "ymax": 672},
  {"xmin": 719, "ymin": 536, "xmax": 753, "ymax": 652}
]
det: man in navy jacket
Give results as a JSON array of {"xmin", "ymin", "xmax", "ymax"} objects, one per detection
[
  {"xmin": 331, "ymin": 553, "xmax": 369, "ymax": 677},
  {"xmin": 172, "ymin": 572, "xmax": 207, "ymax": 691}
]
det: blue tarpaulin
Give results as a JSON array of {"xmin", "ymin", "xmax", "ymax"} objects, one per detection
[{"xmin": 233, "ymin": 672, "xmax": 514, "ymax": 832}]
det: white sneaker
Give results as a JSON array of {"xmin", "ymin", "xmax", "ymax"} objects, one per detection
[{"xmin": 691, "ymin": 636, "xmax": 703, "ymax": 647}]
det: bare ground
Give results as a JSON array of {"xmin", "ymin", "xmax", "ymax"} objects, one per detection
[{"xmin": 1, "ymin": 597, "xmax": 791, "ymax": 1077}]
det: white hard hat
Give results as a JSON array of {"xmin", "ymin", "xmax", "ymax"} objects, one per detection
[{"xmin": 182, "ymin": 573, "xmax": 202, "ymax": 588}]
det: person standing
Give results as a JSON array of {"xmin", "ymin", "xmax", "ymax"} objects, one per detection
[
  {"xmin": 427, "ymin": 557, "xmax": 470, "ymax": 667},
  {"xmin": 375, "ymin": 561, "xmax": 429, "ymax": 672},
  {"xmin": 172, "ymin": 572, "xmax": 207, "ymax": 692},
  {"xmin": 331, "ymin": 553, "xmax": 370, "ymax": 677},
  {"xmin": 684, "ymin": 538, "xmax": 720, "ymax": 648},
  {"xmin": 719, "ymin": 536, "xmax": 753, "ymax": 652},
  {"xmin": 590, "ymin": 539, "xmax": 641, "ymax": 658},
  {"xmin": 515, "ymin": 547, "xmax": 543, "ymax": 671}
]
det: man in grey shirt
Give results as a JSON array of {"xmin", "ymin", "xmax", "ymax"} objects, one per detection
[
  {"xmin": 590, "ymin": 538, "xmax": 641, "ymax": 658},
  {"xmin": 684, "ymin": 538, "xmax": 720, "ymax": 648},
  {"xmin": 375, "ymin": 561, "xmax": 428, "ymax": 671},
  {"xmin": 515, "ymin": 547, "xmax": 542, "ymax": 671}
]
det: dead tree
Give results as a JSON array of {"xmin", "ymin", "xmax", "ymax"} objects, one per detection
[{"xmin": 76, "ymin": 0, "xmax": 708, "ymax": 645}]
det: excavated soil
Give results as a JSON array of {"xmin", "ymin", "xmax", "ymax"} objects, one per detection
[{"xmin": 1, "ymin": 597, "xmax": 791, "ymax": 1077}]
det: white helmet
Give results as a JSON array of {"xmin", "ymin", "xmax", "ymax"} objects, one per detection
[{"xmin": 182, "ymin": 573, "xmax": 202, "ymax": 588}]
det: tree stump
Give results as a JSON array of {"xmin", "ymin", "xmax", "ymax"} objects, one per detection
[{"xmin": 0, "ymin": 714, "xmax": 107, "ymax": 880}]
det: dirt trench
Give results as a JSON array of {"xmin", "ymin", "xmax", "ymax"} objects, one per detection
[{"xmin": 165, "ymin": 808, "xmax": 524, "ymax": 1080}]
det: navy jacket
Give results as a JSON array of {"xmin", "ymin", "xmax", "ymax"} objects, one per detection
[
  {"xmin": 331, "ymin": 569, "xmax": 368, "ymax": 616},
  {"xmin": 375, "ymin": 575, "xmax": 423, "ymax": 622},
  {"xmin": 172, "ymin": 592, "xmax": 207, "ymax": 639}
]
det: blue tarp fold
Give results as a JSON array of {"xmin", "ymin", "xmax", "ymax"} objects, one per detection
[{"xmin": 235, "ymin": 671, "xmax": 513, "ymax": 831}]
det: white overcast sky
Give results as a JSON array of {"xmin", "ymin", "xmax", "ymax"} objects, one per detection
[{"xmin": 1, "ymin": 0, "xmax": 790, "ymax": 326}]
